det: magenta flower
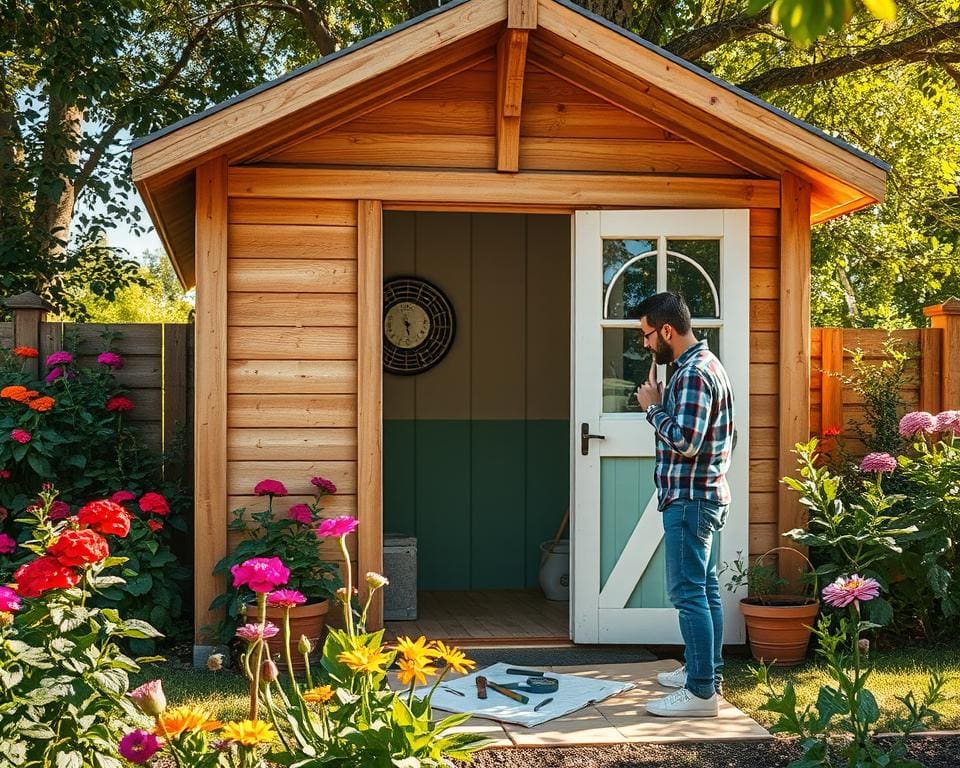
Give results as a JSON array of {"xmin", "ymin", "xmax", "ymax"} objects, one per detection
[
  {"xmin": 110, "ymin": 490, "xmax": 136, "ymax": 504},
  {"xmin": 231, "ymin": 556, "xmax": 290, "ymax": 592},
  {"xmin": 935, "ymin": 410, "xmax": 960, "ymax": 434},
  {"xmin": 118, "ymin": 730, "xmax": 162, "ymax": 764},
  {"xmin": 128, "ymin": 679, "xmax": 167, "ymax": 716},
  {"xmin": 0, "ymin": 533, "xmax": 15, "ymax": 554},
  {"xmin": 898, "ymin": 411, "xmax": 937, "ymax": 438},
  {"xmin": 254, "ymin": 479, "xmax": 288, "ymax": 497},
  {"xmin": 10, "ymin": 429, "xmax": 30, "ymax": 444},
  {"xmin": 311, "ymin": 476, "xmax": 338, "ymax": 494},
  {"xmin": 822, "ymin": 574, "xmax": 881, "ymax": 608},
  {"xmin": 316, "ymin": 515, "xmax": 359, "ymax": 538},
  {"xmin": 48, "ymin": 500, "xmax": 71, "ymax": 520},
  {"xmin": 97, "ymin": 351, "xmax": 124, "ymax": 369},
  {"xmin": 268, "ymin": 589, "xmax": 307, "ymax": 608},
  {"xmin": 287, "ymin": 503, "xmax": 313, "ymax": 524},
  {"xmin": 236, "ymin": 622, "xmax": 280, "ymax": 641},
  {"xmin": 44, "ymin": 367, "xmax": 64, "ymax": 384},
  {"xmin": 44, "ymin": 351, "xmax": 73, "ymax": 367},
  {"xmin": 860, "ymin": 452, "xmax": 897, "ymax": 473},
  {"xmin": 0, "ymin": 585, "xmax": 21, "ymax": 612}
]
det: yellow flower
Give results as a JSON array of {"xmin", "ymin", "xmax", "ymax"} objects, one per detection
[
  {"xmin": 394, "ymin": 635, "xmax": 440, "ymax": 664},
  {"xmin": 303, "ymin": 685, "xmax": 335, "ymax": 704},
  {"xmin": 220, "ymin": 719, "xmax": 277, "ymax": 746},
  {"xmin": 155, "ymin": 705, "xmax": 221, "ymax": 738},
  {"xmin": 337, "ymin": 645, "xmax": 391, "ymax": 674},
  {"xmin": 433, "ymin": 641, "xmax": 476, "ymax": 675},
  {"xmin": 397, "ymin": 657, "xmax": 436, "ymax": 686}
]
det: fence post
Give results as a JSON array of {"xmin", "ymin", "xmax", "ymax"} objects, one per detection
[
  {"xmin": 820, "ymin": 327, "xmax": 844, "ymax": 434},
  {"xmin": 4, "ymin": 291, "xmax": 53, "ymax": 379},
  {"xmin": 923, "ymin": 298, "xmax": 960, "ymax": 410}
]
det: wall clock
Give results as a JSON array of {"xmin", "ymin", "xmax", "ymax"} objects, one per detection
[{"xmin": 383, "ymin": 277, "xmax": 456, "ymax": 375}]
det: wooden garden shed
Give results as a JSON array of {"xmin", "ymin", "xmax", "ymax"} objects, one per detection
[{"xmin": 131, "ymin": 0, "xmax": 888, "ymax": 659}]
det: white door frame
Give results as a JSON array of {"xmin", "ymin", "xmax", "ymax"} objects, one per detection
[{"xmin": 570, "ymin": 209, "xmax": 750, "ymax": 644}]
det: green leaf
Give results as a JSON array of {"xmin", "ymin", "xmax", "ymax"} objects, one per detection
[
  {"xmin": 125, "ymin": 573, "xmax": 154, "ymax": 595},
  {"xmin": 857, "ymin": 688, "xmax": 880, "ymax": 725},
  {"xmin": 116, "ymin": 618, "xmax": 163, "ymax": 639},
  {"xmin": 861, "ymin": 0, "xmax": 896, "ymax": 20},
  {"xmin": 92, "ymin": 667, "xmax": 129, "ymax": 695},
  {"xmin": 55, "ymin": 751, "xmax": 83, "ymax": 768}
]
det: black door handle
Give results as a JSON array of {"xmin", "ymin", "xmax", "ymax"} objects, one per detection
[{"xmin": 580, "ymin": 422, "xmax": 606, "ymax": 455}]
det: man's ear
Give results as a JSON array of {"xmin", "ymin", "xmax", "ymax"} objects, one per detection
[{"xmin": 660, "ymin": 323, "xmax": 674, "ymax": 340}]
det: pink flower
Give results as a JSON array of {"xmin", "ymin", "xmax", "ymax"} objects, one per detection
[
  {"xmin": 231, "ymin": 556, "xmax": 290, "ymax": 593},
  {"xmin": 0, "ymin": 585, "xmax": 21, "ymax": 612},
  {"xmin": 48, "ymin": 500, "xmax": 71, "ymax": 520},
  {"xmin": 45, "ymin": 367, "xmax": 64, "ymax": 384},
  {"xmin": 118, "ymin": 730, "xmax": 162, "ymax": 764},
  {"xmin": 97, "ymin": 351, "xmax": 124, "ymax": 369},
  {"xmin": 0, "ymin": 470, "xmax": 9, "ymax": 480},
  {"xmin": 268, "ymin": 589, "xmax": 307, "ymax": 608},
  {"xmin": 128, "ymin": 679, "xmax": 167, "ymax": 716},
  {"xmin": 287, "ymin": 503, "xmax": 313, "ymax": 524},
  {"xmin": 822, "ymin": 574, "xmax": 881, "ymax": 608},
  {"xmin": 0, "ymin": 533, "xmax": 15, "ymax": 554},
  {"xmin": 44, "ymin": 351, "xmax": 73, "ymax": 367},
  {"xmin": 311, "ymin": 476, "xmax": 338, "ymax": 494},
  {"xmin": 254, "ymin": 479, "xmax": 288, "ymax": 497},
  {"xmin": 110, "ymin": 490, "xmax": 136, "ymax": 504},
  {"xmin": 935, "ymin": 410, "xmax": 960, "ymax": 434},
  {"xmin": 316, "ymin": 515, "xmax": 359, "ymax": 538},
  {"xmin": 10, "ymin": 429, "xmax": 30, "ymax": 444},
  {"xmin": 899, "ymin": 411, "xmax": 937, "ymax": 438},
  {"xmin": 860, "ymin": 452, "xmax": 897, "ymax": 473},
  {"xmin": 236, "ymin": 622, "xmax": 280, "ymax": 641}
]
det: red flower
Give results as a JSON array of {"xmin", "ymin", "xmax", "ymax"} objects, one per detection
[
  {"xmin": 14, "ymin": 556, "xmax": 81, "ymax": 597},
  {"xmin": 106, "ymin": 395, "xmax": 135, "ymax": 412},
  {"xmin": 110, "ymin": 490, "xmax": 136, "ymax": 504},
  {"xmin": 0, "ymin": 469, "xmax": 10, "ymax": 480},
  {"xmin": 77, "ymin": 499, "xmax": 131, "ymax": 537},
  {"xmin": 138, "ymin": 492, "xmax": 170, "ymax": 517},
  {"xmin": 822, "ymin": 425, "xmax": 842, "ymax": 437},
  {"xmin": 254, "ymin": 479, "xmax": 288, "ymax": 497},
  {"xmin": 146, "ymin": 519, "xmax": 164, "ymax": 533},
  {"xmin": 12, "ymin": 346, "xmax": 39, "ymax": 358},
  {"xmin": 49, "ymin": 500, "xmax": 71, "ymax": 520},
  {"xmin": 47, "ymin": 529, "xmax": 110, "ymax": 567}
]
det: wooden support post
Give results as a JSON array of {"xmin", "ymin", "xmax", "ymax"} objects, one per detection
[
  {"xmin": 357, "ymin": 200, "xmax": 384, "ymax": 629},
  {"xmin": 923, "ymin": 298, "xmax": 960, "ymax": 410},
  {"xmin": 496, "ymin": 28, "xmax": 529, "ymax": 172},
  {"xmin": 778, "ymin": 172, "xmax": 811, "ymax": 584},
  {"xmin": 193, "ymin": 156, "xmax": 229, "ymax": 664},
  {"xmin": 919, "ymin": 327, "xmax": 943, "ymax": 414},
  {"xmin": 820, "ymin": 327, "xmax": 843, "ymax": 434},
  {"xmin": 4, "ymin": 292, "xmax": 52, "ymax": 379}
]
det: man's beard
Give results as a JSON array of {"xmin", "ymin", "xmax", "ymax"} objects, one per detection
[{"xmin": 653, "ymin": 336, "xmax": 673, "ymax": 365}]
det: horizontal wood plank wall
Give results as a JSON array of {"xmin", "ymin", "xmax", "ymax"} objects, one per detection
[
  {"xmin": 748, "ymin": 208, "xmax": 780, "ymax": 558},
  {"xmin": 264, "ymin": 59, "xmax": 751, "ymax": 177},
  {"xmin": 226, "ymin": 198, "xmax": 360, "ymax": 585}
]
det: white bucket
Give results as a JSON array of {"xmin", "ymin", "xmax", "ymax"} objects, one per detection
[{"xmin": 539, "ymin": 540, "xmax": 570, "ymax": 601}]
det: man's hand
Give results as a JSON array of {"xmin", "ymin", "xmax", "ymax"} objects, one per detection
[{"xmin": 636, "ymin": 358, "xmax": 663, "ymax": 410}]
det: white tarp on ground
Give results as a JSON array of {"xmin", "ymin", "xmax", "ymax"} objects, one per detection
[{"xmin": 415, "ymin": 662, "xmax": 635, "ymax": 727}]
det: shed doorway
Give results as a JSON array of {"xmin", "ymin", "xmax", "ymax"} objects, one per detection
[{"xmin": 381, "ymin": 210, "xmax": 572, "ymax": 644}]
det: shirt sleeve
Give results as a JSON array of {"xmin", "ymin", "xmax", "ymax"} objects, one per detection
[{"xmin": 646, "ymin": 368, "xmax": 714, "ymax": 458}]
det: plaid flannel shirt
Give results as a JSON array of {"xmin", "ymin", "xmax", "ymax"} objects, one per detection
[{"xmin": 645, "ymin": 340, "xmax": 735, "ymax": 510}]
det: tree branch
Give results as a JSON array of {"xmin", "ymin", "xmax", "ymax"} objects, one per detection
[
  {"xmin": 293, "ymin": 0, "xmax": 337, "ymax": 56},
  {"xmin": 637, "ymin": 0, "xmax": 674, "ymax": 47},
  {"xmin": 665, "ymin": 7, "xmax": 772, "ymax": 61},
  {"xmin": 738, "ymin": 21, "xmax": 960, "ymax": 93}
]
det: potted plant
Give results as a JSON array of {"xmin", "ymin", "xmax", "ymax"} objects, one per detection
[
  {"xmin": 721, "ymin": 547, "xmax": 820, "ymax": 666},
  {"xmin": 211, "ymin": 476, "xmax": 343, "ymax": 668}
]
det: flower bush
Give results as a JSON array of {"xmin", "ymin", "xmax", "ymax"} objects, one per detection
[
  {"xmin": 0, "ymin": 486, "xmax": 163, "ymax": 766},
  {"xmin": 209, "ymin": 477, "xmax": 342, "ymax": 644}
]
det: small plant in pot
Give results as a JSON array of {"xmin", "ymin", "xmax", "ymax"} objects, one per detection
[
  {"xmin": 211, "ymin": 476, "xmax": 343, "ymax": 666},
  {"xmin": 721, "ymin": 547, "xmax": 820, "ymax": 666}
]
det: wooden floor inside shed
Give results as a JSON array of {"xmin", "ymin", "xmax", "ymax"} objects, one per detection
[{"xmin": 383, "ymin": 589, "xmax": 570, "ymax": 645}]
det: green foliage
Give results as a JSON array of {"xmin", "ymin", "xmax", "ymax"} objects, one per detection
[
  {"xmin": 748, "ymin": 0, "xmax": 896, "ymax": 46},
  {"xmin": 720, "ymin": 550, "xmax": 794, "ymax": 602},
  {"xmin": 0, "ymin": 489, "xmax": 163, "ymax": 767}
]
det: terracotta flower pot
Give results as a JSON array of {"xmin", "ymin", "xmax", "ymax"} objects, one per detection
[
  {"xmin": 246, "ymin": 599, "xmax": 330, "ymax": 672},
  {"xmin": 739, "ymin": 597, "xmax": 820, "ymax": 666}
]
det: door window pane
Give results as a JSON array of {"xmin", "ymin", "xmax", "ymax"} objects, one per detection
[
  {"xmin": 666, "ymin": 239, "xmax": 720, "ymax": 318},
  {"xmin": 602, "ymin": 328, "xmax": 648, "ymax": 413},
  {"xmin": 603, "ymin": 239, "xmax": 656, "ymax": 319}
]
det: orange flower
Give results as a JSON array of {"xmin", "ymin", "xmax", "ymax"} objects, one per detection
[
  {"xmin": 302, "ymin": 685, "xmax": 334, "ymax": 704},
  {"xmin": 12, "ymin": 347, "xmax": 38, "ymax": 358},
  {"xmin": 397, "ymin": 657, "xmax": 436, "ymax": 686},
  {"xmin": 155, "ymin": 705, "xmax": 221, "ymax": 738},
  {"xmin": 1, "ymin": 386, "xmax": 29, "ymax": 402},
  {"xmin": 28, "ymin": 396, "xmax": 55, "ymax": 412}
]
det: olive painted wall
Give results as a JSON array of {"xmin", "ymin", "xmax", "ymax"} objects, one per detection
[{"xmin": 383, "ymin": 212, "xmax": 570, "ymax": 590}]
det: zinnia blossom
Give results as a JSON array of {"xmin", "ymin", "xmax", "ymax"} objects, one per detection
[
  {"xmin": 106, "ymin": 395, "xmax": 135, "ymax": 412},
  {"xmin": 822, "ymin": 425, "xmax": 842, "ymax": 437},
  {"xmin": 254, "ymin": 478, "xmax": 287, "ymax": 497},
  {"xmin": 47, "ymin": 529, "xmax": 110, "ymax": 567},
  {"xmin": 935, "ymin": 410, "xmax": 960, "ymax": 434},
  {"xmin": 14, "ymin": 556, "xmax": 81, "ymax": 597},
  {"xmin": 267, "ymin": 589, "xmax": 307, "ymax": 608},
  {"xmin": 0, "ymin": 469, "xmax": 9, "ymax": 479},
  {"xmin": 287, "ymin": 503, "xmax": 312, "ymax": 524},
  {"xmin": 899, "ymin": 411, "xmax": 937, "ymax": 438},
  {"xmin": 0, "ymin": 585, "xmax": 21, "ymax": 612},
  {"xmin": 129, "ymin": 679, "xmax": 167, "ymax": 716},
  {"xmin": 311, "ymin": 476, "xmax": 337, "ymax": 494},
  {"xmin": 231, "ymin": 556, "xmax": 289, "ymax": 592},
  {"xmin": 48, "ymin": 500, "xmax": 71, "ymax": 520},
  {"xmin": 28, "ymin": 396, "xmax": 55, "ymax": 412},
  {"xmin": 0, "ymin": 386, "xmax": 28, "ymax": 401},
  {"xmin": 44, "ymin": 351, "xmax": 73, "ymax": 367},
  {"xmin": 110, "ymin": 490, "xmax": 136, "ymax": 504},
  {"xmin": 118, "ymin": 730, "xmax": 162, "ymax": 764},
  {"xmin": 77, "ymin": 499, "xmax": 132, "ymax": 537},
  {"xmin": 97, "ymin": 351, "xmax": 124, "ymax": 369},
  {"xmin": 860, "ymin": 452, "xmax": 898, "ymax": 473},
  {"xmin": 235, "ymin": 622, "xmax": 280, "ymax": 641},
  {"xmin": 146, "ymin": 519, "xmax": 164, "ymax": 533},
  {"xmin": 139, "ymin": 491, "xmax": 170, "ymax": 516},
  {"xmin": 0, "ymin": 533, "xmax": 16, "ymax": 554},
  {"xmin": 12, "ymin": 346, "xmax": 38, "ymax": 358},
  {"xmin": 220, "ymin": 719, "xmax": 277, "ymax": 746},
  {"xmin": 822, "ymin": 574, "xmax": 881, "ymax": 608},
  {"xmin": 316, "ymin": 515, "xmax": 359, "ymax": 538},
  {"xmin": 10, "ymin": 429, "xmax": 30, "ymax": 444},
  {"xmin": 44, "ymin": 367, "xmax": 64, "ymax": 384}
]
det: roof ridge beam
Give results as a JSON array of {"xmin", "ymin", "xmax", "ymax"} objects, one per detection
[
  {"xmin": 496, "ymin": 28, "xmax": 529, "ymax": 172},
  {"xmin": 508, "ymin": 0, "xmax": 537, "ymax": 28}
]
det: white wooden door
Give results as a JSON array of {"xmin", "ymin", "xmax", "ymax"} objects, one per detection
[{"xmin": 570, "ymin": 210, "xmax": 749, "ymax": 644}]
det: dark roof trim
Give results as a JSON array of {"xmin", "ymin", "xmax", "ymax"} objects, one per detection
[{"xmin": 554, "ymin": 0, "xmax": 889, "ymax": 173}]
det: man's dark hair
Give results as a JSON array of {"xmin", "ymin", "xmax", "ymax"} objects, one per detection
[{"xmin": 634, "ymin": 292, "xmax": 692, "ymax": 334}]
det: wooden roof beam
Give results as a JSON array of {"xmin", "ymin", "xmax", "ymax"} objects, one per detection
[
  {"xmin": 508, "ymin": 0, "xmax": 537, "ymax": 28},
  {"xmin": 496, "ymin": 29, "xmax": 529, "ymax": 172}
]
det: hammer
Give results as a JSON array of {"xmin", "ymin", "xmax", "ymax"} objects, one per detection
[{"xmin": 476, "ymin": 675, "xmax": 487, "ymax": 699}]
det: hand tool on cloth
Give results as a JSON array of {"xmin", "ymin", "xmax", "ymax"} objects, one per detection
[
  {"xmin": 505, "ymin": 668, "xmax": 545, "ymax": 677},
  {"xmin": 533, "ymin": 697, "xmax": 554, "ymax": 712},
  {"xmin": 486, "ymin": 679, "xmax": 530, "ymax": 704},
  {"xmin": 496, "ymin": 676, "xmax": 559, "ymax": 694},
  {"xmin": 476, "ymin": 676, "xmax": 487, "ymax": 699}
]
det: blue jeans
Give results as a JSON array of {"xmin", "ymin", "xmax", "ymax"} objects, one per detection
[{"xmin": 663, "ymin": 499, "xmax": 728, "ymax": 699}]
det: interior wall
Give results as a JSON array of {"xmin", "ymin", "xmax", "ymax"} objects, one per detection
[{"xmin": 383, "ymin": 211, "xmax": 570, "ymax": 590}]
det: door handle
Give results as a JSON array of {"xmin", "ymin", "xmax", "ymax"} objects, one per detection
[{"xmin": 580, "ymin": 422, "xmax": 606, "ymax": 455}]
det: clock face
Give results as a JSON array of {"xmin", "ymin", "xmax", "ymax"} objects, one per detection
[{"xmin": 383, "ymin": 278, "xmax": 455, "ymax": 375}]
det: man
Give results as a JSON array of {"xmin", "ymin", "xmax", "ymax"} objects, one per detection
[{"xmin": 633, "ymin": 292, "xmax": 734, "ymax": 718}]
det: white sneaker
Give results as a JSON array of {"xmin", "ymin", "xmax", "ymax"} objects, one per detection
[
  {"xmin": 656, "ymin": 665, "xmax": 686, "ymax": 688},
  {"xmin": 645, "ymin": 687, "xmax": 719, "ymax": 718}
]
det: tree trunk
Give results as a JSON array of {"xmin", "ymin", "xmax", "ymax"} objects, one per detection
[
  {"xmin": 0, "ymin": 69, "xmax": 26, "ymax": 235},
  {"xmin": 578, "ymin": 0, "xmax": 635, "ymax": 30}
]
